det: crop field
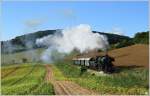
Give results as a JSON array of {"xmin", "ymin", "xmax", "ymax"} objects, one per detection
[
  {"xmin": 54, "ymin": 60, "xmax": 149, "ymax": 95},
  {"xmin": 1, "ymin": 45, "xmax": 149, "ymax": 95},
  {"xmin": 1, "ymin": 63, "xmax": 54, "ymax": 95}
]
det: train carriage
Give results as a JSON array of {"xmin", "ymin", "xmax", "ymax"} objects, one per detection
[
  {"xmin": 72, "ymin": 56, "xmax": 103, "ymax": 71},
  {"xmin": 73, "ymin": 58, "xmax": 91, "ymax": 66},
  {"xmin": 72, "ymin": 55, "xmax": 115, "ymax": 73}
]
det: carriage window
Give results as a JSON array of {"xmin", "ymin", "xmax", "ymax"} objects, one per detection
[
  {"xmin": 85, "ymin": 60, "xmax": 87, "ymax": 65},
  {"xmin": 87, "ymin": 60, "xmax": 89, "ymax": 66},
  {"xmin": 75, "ymin": 60, "xmax": 77, "ymax": 64},
  {"xmin": 77, "ymin": 60, "xmax": 80, "ymax": 64},
  {"xmin": 81, "ymin": 60, "xmax": 84, "ymax": 65}
]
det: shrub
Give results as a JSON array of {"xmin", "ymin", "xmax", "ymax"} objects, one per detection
[
  {"xmin": 22, "ymin": 58, "xmax": 27, "ymax": 63},
  {"xmin": 133, "ymin": 31, "xmax": 149, "ymax": 44},
  {"xmin": 114, "ymin": 39, "xmax": 134, "ymax": 48}
]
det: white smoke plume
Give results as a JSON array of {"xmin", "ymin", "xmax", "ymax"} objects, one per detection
[{"xmin": 36, "ymin": 24, "xmax": 109, "ymax": 63}]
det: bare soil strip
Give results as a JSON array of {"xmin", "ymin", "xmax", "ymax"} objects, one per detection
[{"xmin": 45, "ymin": 64, "xmax": 98, "ymax": 95}]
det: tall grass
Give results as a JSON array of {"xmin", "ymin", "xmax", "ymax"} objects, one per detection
[{"xmin": 54, "ymin": 60, "xmax": 149, "ymax": 95}]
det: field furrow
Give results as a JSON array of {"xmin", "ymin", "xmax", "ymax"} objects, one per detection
[
  {"xmin": 1, "ymin": 64, "xmax": 54, "ymax": 95},
  {"xmin": 1, "ymin": 65, "xmax": 21, "ymax": 79}
]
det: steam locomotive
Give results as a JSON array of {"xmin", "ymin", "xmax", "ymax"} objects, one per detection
[{"xmin": 72, "ymin": 55, "xmax": 115, "ymax": 73}]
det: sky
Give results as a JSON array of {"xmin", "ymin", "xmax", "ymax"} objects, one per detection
[{"xmin": 1, "ymin": 1, "xmax": 148, "ymax": 41}]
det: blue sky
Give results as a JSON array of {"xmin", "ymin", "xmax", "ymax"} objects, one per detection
[{"xmin": 1, "ymin": 1, "xmax": 148, "ymax": 41}]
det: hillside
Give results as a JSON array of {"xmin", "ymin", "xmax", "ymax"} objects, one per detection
[
  {"xmin": 75, "ymin": 44, "xmax": 149, "ymax": 67},
  {"xmin": 109, "ymin": 44, "xmax": 149, "ymax": 67},
  {"xmin": 1, "ymin": 30, "xmax": 131, "ymax": 54}
]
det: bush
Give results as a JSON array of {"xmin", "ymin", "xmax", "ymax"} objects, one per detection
[
  {"xmin": 133, "ymin": 31, "xmax": 149, "ymax": 44},
  {"xmin": 80, "ymin": 66, "xmax": 87, "ymax": 75},
  {"xmin": 22, "ymin": 58, "xmax": 27, "ymax": 63},
  {"xmin": 114, "ymin": 39, "xmax": 134, "ymax": 48}
]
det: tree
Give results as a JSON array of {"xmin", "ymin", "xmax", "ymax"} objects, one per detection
[
  {"xmin": 133, "ymin": 31, "xmax": 149, "ymax": 44},
  {"xmin": 22, "ymin": 58, "xmax": 27, "ymax": 63},
  {"xmin": 115, "ymin": 39, "xmax": 134, "ymax": 48}
]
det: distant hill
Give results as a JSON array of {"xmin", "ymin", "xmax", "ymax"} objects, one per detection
[
  {"xmin": 1, "ymin": 29, "xmax": 131, "ymax": 54},
  {"xmin": 93, "ymin": 31, "xmax": 131, "ymax": 44}
]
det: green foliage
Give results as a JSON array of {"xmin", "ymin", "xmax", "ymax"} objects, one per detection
[
  {"xmin": 55, "ymin": 61, "xmax": 81, "ymax": 78},
  {"xmin": 1, "ymin": 64, "xmax": 54, "ymax": 95},
  {"xmin": 51, "ymin": 65, "xmax": 67, "ymax": 80},
  {"xmin": 114, "ymin": 39, "xmax": 134, "ymax": 48},
  {"xmin": 22, "ymin": 58, "xmax": 28, "ymax": 63},
  {"xmin": 54, "ymin": 60, "xmax": 149, "ymax": 95},
  {"xmin": 109, "ymin": 31, "xmax": 149, "ymax": 49},
  {"xmin": 80, "ymin": 66, "xmax": 87, "ymax": 75},
  {"xmin": 30, "ymin": 82, "xmax": 55, "ymax": 95},
  {"xmin": 133, "ymin": 31, "xmax": 149, "ymax": 44}
]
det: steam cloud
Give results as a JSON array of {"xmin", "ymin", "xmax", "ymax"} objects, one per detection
[{"xmin": 36, "ymin": 24, "xmax": 109, "ymax": 63}]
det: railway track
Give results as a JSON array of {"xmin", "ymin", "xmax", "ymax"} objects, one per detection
[{"xmin": 45, "ymin": 64, "xmax": 97, "ymax": 95}]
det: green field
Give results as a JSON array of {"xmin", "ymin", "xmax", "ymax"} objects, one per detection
[
  {"xmin": 1, "ymin": 48, "xmax": 149, "ymax": 95},
  {"xmin": 1, "ymin": 60, "xmax": 149, "ymax": 95},
  {"xmin": 1, "ymin": 63, "xmax": 54, "ymax": 95},
  {"xmin": 54, "ymin": 60, "xmax": 149, "ymax": 95}
]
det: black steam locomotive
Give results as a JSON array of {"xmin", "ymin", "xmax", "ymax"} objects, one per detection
[{"xmin": 72, "ymin": 55, "xmax": 115, "ymax": 73}]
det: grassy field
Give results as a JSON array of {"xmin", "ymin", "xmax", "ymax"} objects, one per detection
[
  {"xmin": 1, "ymin": 46, "xmax": 149, "ymax": 95},
  {"xmin": 54, "ymin": 60, "xmax": 149, "ymax": 95},
  {"xmin": 1, "ymin": 63, "xmax": 54, "ymax": 95},
  {"xmin": 1, "ymin": 48, "xmax": 45, "ymax": 65}
]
